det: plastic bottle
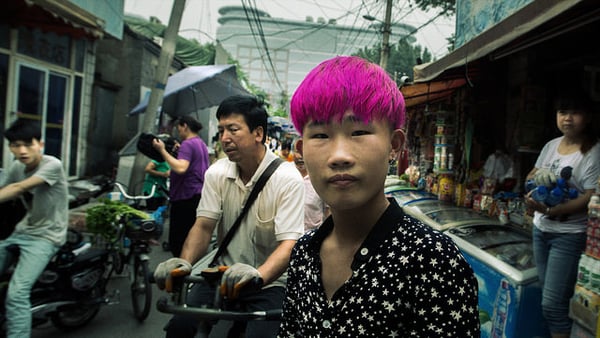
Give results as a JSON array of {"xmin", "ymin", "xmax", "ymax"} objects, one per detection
[
  {"xmin": 531, "ymin": 186, "xmax": 548, "ymax": 204},
  {"xmin": 567, "ymin": 188, "xmax": 578, "ymax": 200},
  {"xmin": 590, "ymin": 256, "xmax": 600, "ymax": 293},
  {"xmin": 491, "ymin": 279, "xmax": 511, "ymax": 338},
  {"xmin": 556, "ymin": 178, "xmax": 567, "ymax": 190},
  {"xmin": 577, "ymin": 254, "xmax": 591, "ymax": 288},
  {"xmin": 589, "ymin": 195, "xmax": 600, "ymax": 219},
  {"xmin": 545, "ymin": 186, "xmax": 564, "ymax": 207},
  {"xmin": 524, "ymin": 179, "xmax": 537, "ymax": 193}
]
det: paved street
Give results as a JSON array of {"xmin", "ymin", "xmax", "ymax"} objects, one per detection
[
  {"xmin": 30, "ymin": 220, "xmax": 234, "ymax": 338},
  {"xmin": 31, "ymin": 234, "xmax": 173, "ymax": 338}
]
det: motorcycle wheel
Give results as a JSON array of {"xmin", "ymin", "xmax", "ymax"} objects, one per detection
[
  {"xmin": 131, "ymin": 258, "xmax": 152, "ymax": 321},
  {"xmin": 50, "ymin": 287, "xmax": 101, "ymax": 330}
]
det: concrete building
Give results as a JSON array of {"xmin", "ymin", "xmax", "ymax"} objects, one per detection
[
  {"xmin": 1, "ymin": 0, "xmax": 122, "ymax": 178},
  {"xmin": 215, "ymin": 6, "xmax": 416, "ymax": 109}
]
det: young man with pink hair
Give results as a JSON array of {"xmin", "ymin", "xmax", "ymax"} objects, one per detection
[{"xmin": 278, "ymin": 56, "xmax": 480, "ymax": 337}]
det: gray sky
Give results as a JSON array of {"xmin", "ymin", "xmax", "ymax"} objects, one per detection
[{"xmin": 124, "ymin": 0, "xmax": 455, "ymax": 59}]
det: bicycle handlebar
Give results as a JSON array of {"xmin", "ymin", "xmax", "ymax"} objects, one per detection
[
  {"xmin": 114, "ymin": 182, "xmax": 156, "ymax": 201},
  {"xmin": 152, "ymin": 270, "xmax": 282, "ymax": 321},
  {"xmin": 156, "ymin": 297, "xmax": 282, "ymax": 321}
]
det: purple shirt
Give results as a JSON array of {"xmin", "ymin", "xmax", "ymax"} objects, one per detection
[{"xmin": 169, "ymin": 136, "xmax": 209, "ymax": 201}]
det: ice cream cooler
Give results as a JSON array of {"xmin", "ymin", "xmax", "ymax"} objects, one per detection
[
  {"xmin": 386, "ymin": 187, "xmax": 438, "ymax": 207},
  {"xmin": 446, "ymin": 224, "xmax": 550, "ymax": 338},
  {"xmin": 402, "ymin": 200, "xmax": 503, "ymax": 232}
]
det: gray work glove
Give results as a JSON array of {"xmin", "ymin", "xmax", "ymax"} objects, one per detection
[
  {"xmin": 220, "ymin": 263, "xmax": 263, "ymax": 299},
  {"xmin": 153, "ymin": 257, "xmax": 192, "ymax": 290},
  {"xmin": 534, "ymin": 169, "xmax": 557, "ymax": 188}
]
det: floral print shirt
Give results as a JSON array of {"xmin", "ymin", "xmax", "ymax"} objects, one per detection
[{"xmin": 278, "ymin": 198, "xmax": 480, "ymax": 337}]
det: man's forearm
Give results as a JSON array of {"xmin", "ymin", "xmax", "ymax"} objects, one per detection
[
  {"xmin": 257, "ymin": 239, "xmax": 296, "ymax": 285},
  {"xmin": 0, "ymin": 183, "xmax": 25, "ymax": 203},
  {"xmin": 180, "ymin": 219, "xmax": 214, "ymax": 265}
]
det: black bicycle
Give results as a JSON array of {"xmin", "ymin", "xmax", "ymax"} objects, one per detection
[{"xmin": 106, "ymin": 182, "xmax": 162, "ymax": 321}]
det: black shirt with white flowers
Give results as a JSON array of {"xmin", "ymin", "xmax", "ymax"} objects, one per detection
[{"xmin": 278, "ymin": 198, "xmax": 480, "ymax": 337}]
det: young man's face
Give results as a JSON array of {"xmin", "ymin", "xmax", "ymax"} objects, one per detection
[
  {"xmin": 299, "ymin": 110, "xmax": 402, "ymax": 211},
  {"xmin": 218, "ymin": 113, "xmax": 262, "ymax": 163},
  {"xmin": 9, "ymin": 139, "xmax": 43, "ymax": 171}
]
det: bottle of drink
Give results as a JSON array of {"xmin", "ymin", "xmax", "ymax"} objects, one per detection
[
  {"xmin": 531, "ymin": 186, "xmax": 548, "ymax": 203},
  {"xmin": 524, "ymin": 179, "xmax": 537, "ymax": 193},
  {"xmin": 491, "ymin": 279, "xmax": 511, "ymax": 338},
  {"xmin": 590, "ymin": 256, "xmax": 600, "ymax": 293},
  {"xmin": 567, "ymin": 188, "xmax": 579, "ymax": 200},
  {"xmin": 545, "ymin": 186, "xmax": 564, "ymax": 207},
  {"xmin": 577, "ymin": 254, "xmax": 591, "ymax": 288},
  {"xmin": 556, "ymin": 178, "xmax": 567, "ymax": 190},
  {"xmin": 589, "ymin": 195, "xmax": 600, "ymax": 219}
]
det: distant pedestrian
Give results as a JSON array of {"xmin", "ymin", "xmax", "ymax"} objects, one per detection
[
  {"xmin": 293, "ymin": 151, "xmax": 329, "ymax": 232},
  {"xmin": 153, "ymin": 115, "xmax": 210, "ymax": 257}
]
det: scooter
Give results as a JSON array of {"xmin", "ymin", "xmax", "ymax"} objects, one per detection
[{"xmin": 0, "ymin": 229, "xmax": 112, "ymax": 333}]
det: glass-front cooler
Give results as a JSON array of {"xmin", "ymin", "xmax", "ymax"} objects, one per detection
[
  {"xmin": 403, "ymin": 200, "xmax": 502, "ymax": 232},
  {"xmin": 386, "ymin": 188, "xmax": 438, "ymax": 207},
  {"xmin": 446, "ymin": 224, "xmax": 550, "ymax": 338}
]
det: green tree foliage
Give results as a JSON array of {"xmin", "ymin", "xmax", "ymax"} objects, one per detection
[
  {"xmin": 409, "ymin": 0, "xmax": 456, "ymax": 16},
  {"xmin": 125, "ymin": 15, "xmax": 216, "ymax": 66},
  {"xmin": 354, "ymin": 40, "xmax": 433, "ymax": 84}
]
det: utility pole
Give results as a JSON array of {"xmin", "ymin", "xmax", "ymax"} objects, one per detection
[
  {"xmin": 129, "ymin": 0, "xmax": 186, "ymax": 193},
  {"xmin": 380, "ymin": 0, "xmax": 392, "ymax": 70}
]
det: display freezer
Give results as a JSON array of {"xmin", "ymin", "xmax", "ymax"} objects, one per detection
[
  {"xmin": 446, "ymin": 224, "xmax": 550, "ymax": 338},
  {"xmin": 403, "ymin": 200, "xmax": 503, "ymax": 232},
  {"xmin": 386, "ymin": 188, "xmax": 438, "ymax": 206}
]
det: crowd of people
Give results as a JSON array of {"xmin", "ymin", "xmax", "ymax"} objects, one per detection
[{"xmin": 1, "ymin": 55, "xmax": 599, "ymax": 337}]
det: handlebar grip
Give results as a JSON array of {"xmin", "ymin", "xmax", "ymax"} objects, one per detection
[
  {"xmin": 165, "ymin": 268, "xmax": 190, "ymax": 292},
  {"xmin": 170, "ymin": 268, "xmax": 191, "ymax": 277}
]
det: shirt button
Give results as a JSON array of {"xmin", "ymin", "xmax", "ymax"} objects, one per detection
[
  {"xmin": 322, "ymin": 320, "xmax": 331, "ymax": 329},
  {"xmin": 360, "ymin": 248, "xmax": 369, "ymax": 256}
]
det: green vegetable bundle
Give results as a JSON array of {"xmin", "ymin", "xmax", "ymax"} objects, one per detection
[{"xmin": 85, "ymin": 199, "xmax": 150, "ymax": 242}]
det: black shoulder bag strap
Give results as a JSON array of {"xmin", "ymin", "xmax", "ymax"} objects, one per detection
[{"xmin": 209, "ymin": 158, "xmax": 283, "ymax": 267}]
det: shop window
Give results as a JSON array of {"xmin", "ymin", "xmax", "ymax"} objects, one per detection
[
  {"xmin": 0, "ymin": 53, "xmax": 7, "ymax": 167},
  {"xmin": 0, "ymin": 24, "xmax": 9, "ymax": 49},
  {"xmin": 16, "ymin": 63, "xmax": 69, "ymax": 167},
  {"xmin": 69, "ymin": 76, "xmax": 82, "ymax": 176},
  {"xmin": 74, "ymin": 39, "xmax": 85, "ymax": 72},
  {"xmin": 17, "ymin": 27, "xmax": 70, "ymax": 68}
]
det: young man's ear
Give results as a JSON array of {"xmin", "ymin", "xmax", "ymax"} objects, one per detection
[
  {"xmin": 391, "ymin": 129, "xmax": 405, "ymax": 152},
  {"xmin": 294, "ymin": 139, "xmax": 303, "ymax": 156}
]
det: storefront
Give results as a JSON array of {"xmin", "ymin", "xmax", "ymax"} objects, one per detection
[
  {"xmin": 1, "ymin": 0, "xmax": 112, "ymax": 177},
  {"xmin": 395, "ymin": 0, "xmax": 600, "ymax": 336},
  {"xmin": 400, "ymin": 0, "xmax": 599, "ymax": 210}
]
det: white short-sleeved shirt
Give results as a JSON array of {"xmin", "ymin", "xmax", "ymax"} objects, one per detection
[
  {"xmin": 533, "ymin": 137, "xmax": 600, "ymax": 233},
  {"xmin": 197, "ymin": 148, "xmax": 305, "ymax": 288},
  {"xmin": 1, "ymin": 155, "xmax": 68, "ymax": 246}
]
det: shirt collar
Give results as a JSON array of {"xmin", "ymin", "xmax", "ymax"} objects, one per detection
[
  {"xmin": 225, "ymin": 145, "xmax": 276, "ymax": 184},
  {"xmin": 307, "ymin": 198, "xmax": 404, "ymax": 270}
]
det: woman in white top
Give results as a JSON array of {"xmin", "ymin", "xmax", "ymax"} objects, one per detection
[{"xmin": 525, "ymin": 89, "xmax": 600, "ymax": 338}]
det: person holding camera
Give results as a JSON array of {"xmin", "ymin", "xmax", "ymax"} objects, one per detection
[{"xmin": 153, "ymin": 115, "xmax": 210, "ymax": 257}]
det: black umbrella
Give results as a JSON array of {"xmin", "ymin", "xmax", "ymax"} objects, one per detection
[{"xmin": 128, "ymin": 64, "xmax": 249, "ymax": 117}]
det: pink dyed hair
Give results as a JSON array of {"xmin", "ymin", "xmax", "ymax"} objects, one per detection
[{"xmin": 290, "ymin": 56, "xmax": 405, "ymax": 135}]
